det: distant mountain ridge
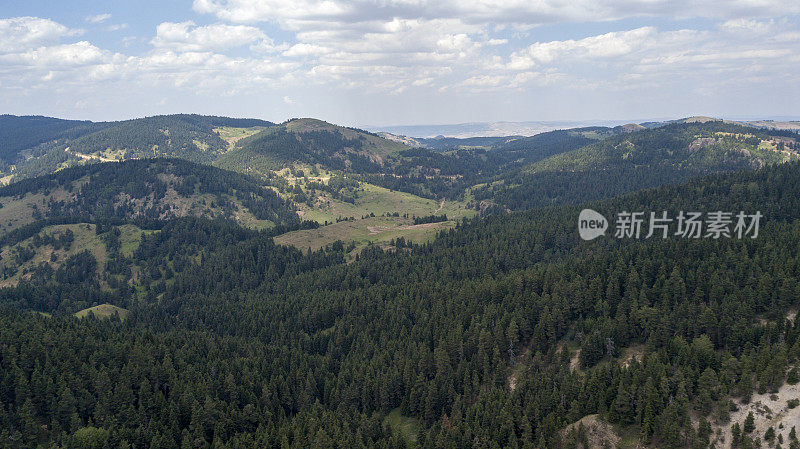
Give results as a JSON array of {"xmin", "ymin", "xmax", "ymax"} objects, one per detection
[
  {"xmin": 3, "ymin": 113, "xmax": 799, "ymax": 224},
  {"xmin": 472, "ymin": 120, "xmax": 800, "ymax": 210},
  {"xmin": 368, "ymin": 115, "xmax": 800, "ymax": 138},
  {"xmin": 0, "ymin": 114, "xmax": 410, "ymax": 185},
  {"xmin": 367, "ymin": 119, "xmax": 635, "ymax": 138}
]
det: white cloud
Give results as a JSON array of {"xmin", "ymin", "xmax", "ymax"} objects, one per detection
[
  {"xmin": 152, "ymin": 21, "xmax": 270, "ymax": 52},
  {"xmin": 180, "ymin": 1, "xmax": 800, "ymax": 96},
  {"xmin": 2, "ymin": 4, "xmax": 800, "ymax": 122},
  {"xmin": 283, "ymin": 43, "xmax": 331, "ymax": 57},
  {"xmin": 86, "ymin": 13, "xmax": 112, "ymax": 24},
  {"xmin": 0, "ymin": 17, "xmax": 80, "ymax": 53},
  {"xmin": 192, "ymin": 0, "xmax": 800, "ymax": 25},
  {"xmin": 508, "ymin": 27, "xmax": 659, "ymax": 70},
  {"xmin": 0, "ymin": 41, "xmax": 108, "ymax": 67},
  {"xmin": 192, "ymin": 0, "xmax": 352, "ymax": 24}
]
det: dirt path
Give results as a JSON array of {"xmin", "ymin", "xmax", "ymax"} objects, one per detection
[{"xmin": 434, "ymin": 199, "xmax": 445, "ymax": 214}]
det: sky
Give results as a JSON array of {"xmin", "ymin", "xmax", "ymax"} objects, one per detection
[{"xmin": 1, "ymin": 0, "xmax": 799, "ymax": 127}]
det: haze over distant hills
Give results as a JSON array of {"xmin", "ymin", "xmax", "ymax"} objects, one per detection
[
  {"xmin": 366, "ymin": 120, "xmax": 634, "ymax": 138},
  {"xmin": 368, "ymin": 117, "xmax": 800, "ymax": 138}
]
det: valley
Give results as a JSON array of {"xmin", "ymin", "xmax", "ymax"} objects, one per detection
[
  {"xmin": 0, "ymin": 113, "xmax": 799, "ymax": 449},
  {"xmin": 4, "ymin": 1, "xmax": 800, "ymax": 447}
]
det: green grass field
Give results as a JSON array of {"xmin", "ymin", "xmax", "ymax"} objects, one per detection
[
  {"xmin": 0, "ymin": 192, "xmax": 52, "ymax": 234},
  {"xmin": 383, "ymin": 408, "xmax": 420, "ymax": 448},
  {"xmin": 297, "ymin": 182, "xmax": 474, "ymax": 224},
  {"xmin": 118, "ymin": 224, "xmax": 154, "ymax": 257},
  {"xmin": 213, "ymin": 126, "xmax": 266, "ymax": 151},
  {"xmin": 274, "ymin": 215, "xmax": 458, "ymax": 254},
  {"xmin": 74, "ymin": 304, "xmax": 129, "ymax": 320}
]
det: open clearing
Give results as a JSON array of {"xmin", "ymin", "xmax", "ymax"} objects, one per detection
[
  {"xmin": 562, "ymin": 415, "xmax": 620, "ymax": 449},
  {"xmin": 213, "ymin": 126, "xmax": 266, "ymax": 151},
  {"xmin": 65, "ymin": 147, "xmax": 117, "ymax": 162},
  {"xmin": 0, "ymin": 223, "xmax": 148, "ymax": 287},
  {"xmin": 383, "ymin": 408, "xmax": 420, "ymax": 448},
  {"xmin": 75, "ymin": 303, "xmax": 129, "ymax": 320},
  {"xmin": 274, "ymin": 215, "xmax": 457, "ymax": 253},
  {"xmin": 561, "ymin": 415, "xmax": 646, "ymax": 449},
  {"xmin": 296, "ymin": 182, "xmax": 474, "ymax": 224},
  {"xmin": 0, "ymin": 190, "xmax": 68, "ymax": 234},
  {"xmin": 708, "ymin": 379, "xmax": 800, "ymax": 447}
]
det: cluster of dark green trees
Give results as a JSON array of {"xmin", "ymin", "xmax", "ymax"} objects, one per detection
[{"xmin": 0, "ymin": 155, "xmax": 799, "ymax": 448}]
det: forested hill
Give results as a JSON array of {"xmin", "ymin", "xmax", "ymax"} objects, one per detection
[
  {"xmin": 0, "ymin": 158, "xmax": 299, "ymax": 235},
  {"xmin": 488, "ymin": 126, "xmax": 616, "ymax": 164},
  {"xmin": 214, "ymin": 117, "xmax": 411, "ymax": 176},
  {"xmin": 64, "ymin": 114, "xmax": 274, "ymax": 163},
  {"xmin": 0, "ymin": 114, "xmax": 274, "ymax": 183},
  {"xmin": 474, "ymin": 120, "xmax": 800, "ymax": 210},
  {"xmin": 530, "ymin": 121, "xmax": 796, "ymax": 173},
  {"xmin": 0, "ymin": 115, "xmax": 106, "ymax": 163},
  {"xmin": 3, "ymin": 114, "xmax": 799, "ymax": 219},
  {"xmin": 0, "ymin": 114, "xmax": 420, "ymax": 188},
  {"xmin": 0, "ymin": 155, "xmax": 798, "ymax": 447}
]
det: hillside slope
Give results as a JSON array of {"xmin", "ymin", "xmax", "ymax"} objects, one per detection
[
  {"xmin": 0, "ymin": 114, "xmax": 274, "ymax": 183},
  {"xmin": 474, "ymin": 121, "xmax": 800, "ymax": 210},
  {"xmin": 1, "ymin": 159, "xmax": 799, "ymax": 447},
  {"xmin": 529, "ymin": 121, "xmax": 796, "ymax": 174},
  {"xmin": 64, "ymin": 114, "xmax": 273, "ymax": 162},
  {"xmin": 215, "ymin": 118, "xmax": 409, "ymax": 176},
  {"xmin": 0, "ymin": 158, "xmax": 299, "ymax": 234},
  {"xmin": 0, "ymin": 115, "xmax": 107, "ymax": 164}
]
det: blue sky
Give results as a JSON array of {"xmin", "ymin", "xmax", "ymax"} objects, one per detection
[{"xmin": 1, "ymin": 1, "xmax": 799, "ymax": 126}]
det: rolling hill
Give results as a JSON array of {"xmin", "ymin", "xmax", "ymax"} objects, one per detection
[
  {"xmin": 473, "ymin": 121, "xmax": 800, "ymax": 210},
  {"xmin": 529, "ymin": 121, "xmax": 794, "ymax": 173},
  {"xmin": 0, "ymin": 114, "xmax": 274, "ymax": 183},
  {"xmin": 63, "ymin": 114, "xmax": 273, "ymax": 162},
  {"xmin": 0, "ymin": 115, "xmax": 107, "ymax": 164},
  {"xmin": 214, "ymin": 118, "xmax": 410, "ymax": 176},
  {"xmin": 4, "ymin": 114, "xmax": 799, "ymax": 234},
  {"xmin": 0, "ymin": 158, "xmax": 299, "ymax": 235}
]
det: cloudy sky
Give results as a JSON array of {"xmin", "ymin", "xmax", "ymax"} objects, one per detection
[{"xmin": 2, "ymin": 0, "xmax": 799, "ymax": 126}]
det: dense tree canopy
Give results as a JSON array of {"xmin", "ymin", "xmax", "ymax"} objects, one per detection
[{"xmin": 0, "ymin": 158, "xmax": 798, "ymax": 448}]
